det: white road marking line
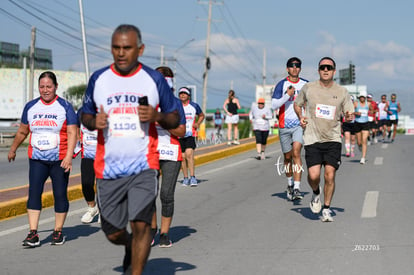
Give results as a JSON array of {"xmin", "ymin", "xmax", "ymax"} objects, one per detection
[
  {"xmin": 374, "ymin": 157, "xmax": 383, "ymax": 165},
  {"xmin": 198, "ymin": 148, "xmax": 281, "ymax": 177},
  {"xmin": 361, "ymin": 191, "xmax": 379, "ymax": 218},
  {"xmin": 0, "ymin": 208, "xmax": 86, "ymax": 237}
]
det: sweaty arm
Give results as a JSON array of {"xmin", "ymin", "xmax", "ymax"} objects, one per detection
[
  {"xmin": 272, "ymin": 83, "xmax": 293, "ymax": 110},
  {"xmin": 60, "ymin": 124, "xmax": 77, "ymax": 172},
  {"xmin": 193, "ymin": 112, "xmax": 205, "ymax": 130},
  {"xmin": 8, "ymin": 123, "xmax": 30, "ymax": 162},
  {"xmin": 81, "ymin": 105, "xmax": 108, "ymax": 131},
  {"xmin": 155, "ymin": 110, "xmax": 180, "ymax": 130}
]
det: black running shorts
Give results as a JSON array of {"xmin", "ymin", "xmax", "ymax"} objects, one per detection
[{"xmin": 304, "ymin": 142, "xmax": 342, "ymax": 170}]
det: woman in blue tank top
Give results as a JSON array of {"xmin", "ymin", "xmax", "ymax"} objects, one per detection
[
  {"xmin": 386, "ymin": 93, "xmax": 401, "ymax": 142},
  {"xmin": 354, "ymin": 92, "xmax": 372, "ymax": 164}
]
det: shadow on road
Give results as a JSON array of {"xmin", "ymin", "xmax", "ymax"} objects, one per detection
[
  {"xmin": 291, "ymin": 206, "xmax": 345, "ymax": 220},
  {"xmin": 143, "ymin": 258, "xmax": 196, "ymax": 275},
  {"xmin": 36, "ymin": 223, "xmax": 101, "ymax": 246}
]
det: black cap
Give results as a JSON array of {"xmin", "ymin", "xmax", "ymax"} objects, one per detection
[{"xmin": 286, "ymin": 57, "xmax": 302, "ymax": 67}]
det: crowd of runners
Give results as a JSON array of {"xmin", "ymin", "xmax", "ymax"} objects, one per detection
[
  {"xmin": 342, "ymin": 92, "xmax": 401, "ymax": 165},
  {"xmin": 6, "ymin": 23, "xmax": 403, "ymax": 275}
]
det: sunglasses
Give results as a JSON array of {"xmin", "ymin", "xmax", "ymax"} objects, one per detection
[
  {"xmin": 319, "ymin": 64, "xmax": 335, "ymax": 71},
  {"xmin": 287, "ymin": 63, "xmax": 301, "ymax": 68}
]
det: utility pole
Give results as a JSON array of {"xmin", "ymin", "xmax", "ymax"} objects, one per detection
[
  {"xmin": 262, "ymin": 48, "xmax": 266, "ymax": 99},
  {"xmin": 29, "ymin": 26, "xmax": 36, "ymax": 101},
  {"xmin": 201, "ymin": 0, "xmax": 212, "ymax": 115},
  {"xmin": 79, "ymin": 0, "xmax": 89, "ymax": 82},
  {"xmin": 160, "ymin": 45, "xmax": 165, "ymax": 66},
  {"xmin": 23, "ymin": 57, "xmax": 27, "ymax": 106},
  {"xmin": 199, "ymin": 0, "xmax": 222, "ymax": 114}
]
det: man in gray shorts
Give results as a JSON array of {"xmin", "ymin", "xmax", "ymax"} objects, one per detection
[
  {"xmin": 81, "ymin": 25, "xmax": 181, "ymax": 274},
  {"xmin": 272, "ymin": 57, "xmax": 308, "ymax": 200}
]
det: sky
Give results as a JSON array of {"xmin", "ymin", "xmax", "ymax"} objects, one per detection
[{"xmin": 1, "ymin": 0, "xmax": 413, "ymax": 116}]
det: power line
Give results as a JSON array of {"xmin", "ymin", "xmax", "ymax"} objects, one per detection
[
  {"xmin": 0, "ymin": 6, "xmax": 108, "ymax": 60},
  {"xmin": 222, "ymin": 3, "xmax": 262, "ymax": 65},
  {"xmin": 217, "ymin": 5, "xmax": 262, "ymax": 74},
  {"xmin": 8, "ymin": 0, "xmax": 109, "ymax": 53}
]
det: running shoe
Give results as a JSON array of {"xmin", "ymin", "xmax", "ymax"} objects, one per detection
[
  {"xmin": 310, "ymin": 194, "xmax": 322, "ymax": 214},
  {"xmin": 293, "ymin": 189, "xmax": 303, "ymax": 200},
  {"xmin": 232, "ymin": 140, "xmax": 240, "ymax": 145},
  {"xmin": 150, "ymin": 227, "xmax": 158, "ymax": 246},
  {"xmin": 255, "ymin": 154, "xmax": 261, "ymax": 160},
  {"xmin": 227, "ymin": 141, "xmax": 232, "ymax": 146},
  {"xmin": 190, "ymin": 176, "xmax": 198, "ymax": 187},
  {"xmin": 345, "ymin": 152, "xmax": 350, "ymax": 157},
  {"xmin": 286, "ymin": 185, "xmax": 294, "ymax": 201},
  {"xmin": 260, "ymin": 151, "xmax": 265, "ymax": 160},
  {"xmin": 360, "ymin": 157, "xmax": 366, "ymax": 164},
  {"xmin": 351, "ymin": 152, "xmax": 355, "ymax": 158},
  {"xmin": 81, "ymin": 204, "xmax": 99, "ymax": 224},
  {"xmin": 374, "ymin": 137, "xmax": 378, "ymax": 143},
  {"xmin": 181, "ymin": 178, "xmax": 190, "ymax": 186},
  {"xmin": 321, "ymin": 208, "xmax": 334, "ymax": 222},
  {"xmin": 159, "ymin": 233, "xmax": 172, "ymax": 248},
  {"xmin": 51, "ymin": 230, "xmax": 66, "ymax": 245},
  {"xmin": 22, "ymin": 230, "xmax": 40, "ymax": 247}
]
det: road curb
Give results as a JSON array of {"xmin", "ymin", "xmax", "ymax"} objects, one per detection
[{"xmin": 0, "ymin": 135, "xmax": 279, "ymax": 221}]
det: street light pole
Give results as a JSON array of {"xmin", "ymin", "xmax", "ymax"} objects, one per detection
[{"xmin": 78, "ymin": 0, "xmax": 89, "ymax": 83}]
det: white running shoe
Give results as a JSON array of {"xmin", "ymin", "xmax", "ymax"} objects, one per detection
[
  {"xmin": 360, "ymin": 157, "xmax": 366, "ymax": 164},
  {"xmin": 232, "ymin": 140, "xmax": 240, "ymax": 145},
  {"xmin": 286, "ymin": 185, "xmax": 294, "ymax": 201},
  {"xmin": 81, "ymin": 205, "xmax": 99, "ymax": 224},
  {"xmin": 310, "ymin": 194, "xmax": 322, "ymax": 214},
  {"xmin": 260, "ymin": 151, "xmax": 265, "ymax": 160},
  {"xmin": 321, "ymin": 208, "xmax": 334, "ymax": 222}
]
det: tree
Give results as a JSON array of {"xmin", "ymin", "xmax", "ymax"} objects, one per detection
[{"xmin": 63, "ymin": 84, "xmax": 87, "ymax": 110}]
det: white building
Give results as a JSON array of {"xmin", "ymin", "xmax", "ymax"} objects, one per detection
[{"xmin": 0, "ymin": 68, "xmax": 86, "ymax": 119}]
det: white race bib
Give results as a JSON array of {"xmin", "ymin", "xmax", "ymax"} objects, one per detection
[
  {"xmin": 389, "ymin": 115, "xmax": 396, "ymax": 120},
  {"xmin": 31, "ymin": 132, "xmax": 59, "ymax": 150},
  {"xmin": 83, "ymin": 130, "xmax": 98, "ymax": 145},
  {"xmin": 108, "ymin": 113, "xmax": 144, "ymax": 138},
  {"xmin": 315, "ymin": 104, "xmax": 336, "ymax": 120},
  {"xmin": 368, "ymin": 116, "xmax": 374, "ymax": 122},
  {"xmin": 359, "ymin": 109, "xmax": 368, "ymax": 117},
  {"xmin": 158, "ymin": 143, "xmax": 179, "ymax": 161},
  {"xmin": 256, "ymin": 118, "xmax": 266, "ymax": 126}
]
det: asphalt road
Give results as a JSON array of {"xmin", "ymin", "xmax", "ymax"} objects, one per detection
[
  {"xmin": 0, "ymin": 147, "xmax": 82, "ymax": 190},
  {"xmin": 0, "ymin": 134, "xmax": 413, "ymax": 274}
]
